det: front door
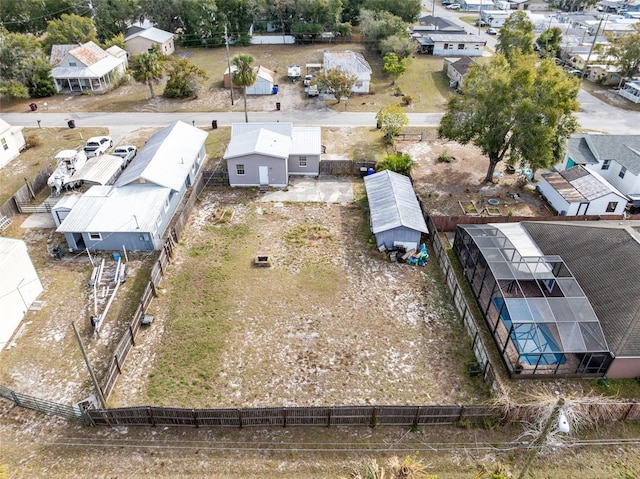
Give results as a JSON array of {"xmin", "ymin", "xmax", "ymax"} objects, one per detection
[
  {"xmin": 259, "ymin": 166, "xmax": 269, "ymax": 185},
  {"xmin": 577, "ymin": 202, "xmax": 589, "ymax": 215}
]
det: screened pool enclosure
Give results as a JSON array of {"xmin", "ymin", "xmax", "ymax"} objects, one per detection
[{"xmin": 454, "ymin": 224, "xmax": 612, "ymax": 378}]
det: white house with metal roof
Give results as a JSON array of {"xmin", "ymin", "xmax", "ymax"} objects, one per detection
[
  {"xmin": 51, "ymin": 41, "xmax": 128, "ymax": 93},
  {"xmin": 323, "ymin": 51, "xmax": 372, "ymax": 94},
  {"xmin": 57, "ymin": 121, "xmax": 207, "ymax": 251},
  {"xmin": 418, "ymin": 34, "xmax": 486, "ymax": 56},
  {"xmin": 224, "ymin": 122, "xmax": 321, "ymax": 187},
  {"xmin": 363, "ymin": 170, "xmax": 428, "ymax": 251},
  {"xmin": 0, "ymin": 237, "xmax": 43, "ymax": 351},
  {"xmin": 539, "ymin": 165, "xmax": 628, "ymax": 216},
  {"xmin": 619, "ymin": 80, "xmax": 640, "ymax": 104},
  {"xmin": 125, "ymin": 27, "xmax": 175, "ymax": 55},
  {"xmin": 0, "ymin": 118, "xmax": 25, "ymax": 169}
]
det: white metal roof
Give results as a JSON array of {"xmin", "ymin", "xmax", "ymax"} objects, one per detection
[
  {"xmin": 224, "ymin": 129, "xmax": 291, "ymax": 160},
  {"xmin": 73, "ymin": 155, "xmax": 124, "ymax": 186},
  {"xmin": 57, "ymin": 184, "xmax": 170, "ymax": 233},
  {"xmin": 51, "ymin": 55, "xmax": 124, "ymax": 79},
  {"xmin": 116, "ymin": 121, "xmax": 207, "ymax": 191},
  {"xmin": 231, "ymin": 122, "xmax": 293, "ymax": 137},
  {"xmin": 125, "ymin": 27, "xmax": 174, "ymax": 43},
  {"xmin": 492, "ymin": 223, "xmax": 544, "ymax": 257},
  {"xmin": 52, "ymin": 194, "xmax": 81, "ymax": 211},
  {"xmin": 290, "ymin": 127, "xmax": 322, "ymax": 155},
  {"xmin": 363, "ymin": 170, "xmax": 428, "ymax": 235}
]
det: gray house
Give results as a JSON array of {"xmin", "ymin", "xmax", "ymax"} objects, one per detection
[
  {"xmin": 57, "ymin": 121, "xmax": 207, "ymax": 251},
  {"xmin": 363, "ymin": 170, "xmax": 428, "ymax": 251},
  {"xmin": 225, "ymin": 122, "xmax": 321, "ymax": 187}
]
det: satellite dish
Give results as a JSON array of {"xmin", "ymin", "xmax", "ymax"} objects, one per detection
[{"xmin": 558, "ymin": 411, "xmax": 570, "ymax": 433}]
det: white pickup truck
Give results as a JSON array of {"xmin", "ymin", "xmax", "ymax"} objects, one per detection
[
  {"xmin": 84, "ymin": 136, "xmax": 112, "ymax": 157},
  {"xmin": 307, "ymin": 84, "xmax": 319, "ymax": 97}
]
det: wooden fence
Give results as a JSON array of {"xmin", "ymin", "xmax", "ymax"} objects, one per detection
[
  {"xmin": 319, "ymin": 159, "xmax": 376, "ymax": 176},
  {"xmin": 86, "ymin": 404, "xmax": 503, "ymax": 428},
  {"xmin": 0, "ymin": 164, "xmax": 53, "ymax": 221},
  {"xmin": 426, "ymin": 216, "xmax": 501, "ymax": 394}
]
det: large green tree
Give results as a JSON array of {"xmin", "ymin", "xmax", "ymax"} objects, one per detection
[
  {"xmin": 496, "ymin": 11, "xmax": 535, "ymax": 62},
  {"xmin": 383, "ymin": 53, "xmax": 408, "ymax": 84},
  {"xmin": 438, "ymin": 53, "xmax": 580, "ymax": 182},
  {"xmin": 0, "ymin": 29, "xmax": 56, "ymax": 98},
  {"xmin": 361, "ymin": 0, "xmax": 420, "ymax": 23},
  {"xmin": 140, "ymin": 0, "xmax": 218, "ymax": 46},
  {"xmin": 315, "ymin": 68, "xmax": 358, "ymax": 104},
  {"xmin": 130, "ymin": 51, "xmax": 164, "ymax": 99},
  {"xmin": 42, "ymin": 13, "xmax": 98, "ymax": 53},
  {"xmin": 0, "ymin": 0, "xmax": 85, "ymax": 34},
  {"xmin": 536, "ymin": 27, "xmax": 562, "ymax": 59},
  {"xmin": 163, "ymin": 59, "xmax": 209, "ymax": 98},
  {"xmin": 376, "ymin": 104, "xmax": 409, "ymax": 140},
  {"xmin": 359, "ymin": 9, "xmax": 407, "ymax": 52},
  {"xmin": 232, "ymin": 54, "xmax": 257, "ymax": 122},
  {"xmin": 605, "ymin": 23, "xmax": 640, "ymax": 82},
  {"xmin": 92, "ymin": 0, "xmax": 140, "ymax": 42}
]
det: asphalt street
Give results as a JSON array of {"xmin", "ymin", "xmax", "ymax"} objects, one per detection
[{"xmin": 0, "ymin": 88, "xmax": 636, "ymax": 140}]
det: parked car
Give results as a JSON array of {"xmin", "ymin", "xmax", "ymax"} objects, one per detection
[
  {"xmin": 568, "ymin": 69, "xmax": 587, "ymax": 78},
  {"xmin": 112, "ymin": 145, "xmax": 137, "ymax": 166},
  {"xmin": 307, "ymin": 84, "xmax": 319, "ymax": 97},
  {"xmin": 627, "ymin": 196, "xmax": 640, "ymax": 214},
  {"xmin": 84, "ymin": 136, "xmax": 112, "ymax": 157},
  {"xmin": 442, "ymin": 0, "xmax": 453, "ymax": 4},
  {"xmin": 475, "ymin": 19, "xmax": 487, "ymax": 26},
  {"xmin": 303, "ymin": 74, "xmax": 313, "ymax": 86},
  {"xmin": 446, "ymin": 3, "xmax": 461, "ymax": 9},
  {"xmin": 486, "ymin": 27, "xmax": 498, "ymax": 35}
]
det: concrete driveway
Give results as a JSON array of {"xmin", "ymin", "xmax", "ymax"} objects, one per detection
[{"xmin": 259, "ymin": 175, "xmax": 354, "ymax": 203}]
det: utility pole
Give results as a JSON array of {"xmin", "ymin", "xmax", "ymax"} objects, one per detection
[
  {"xmin": 582, "ymin": 14, "xmax": 607, "ymax": 80},
  {"xmin": 224, "ymin": 17, "xmax": 235, "ymax": 106},
  {"xmin": 71, "ymin": 321, "xmax": 107, "ymax": 408}
]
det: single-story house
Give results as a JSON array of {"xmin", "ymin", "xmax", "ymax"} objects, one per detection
[
  {"xmin": 585, "ymin": 63, "xmax": 622, "ymax": 86},
  {"xmin": 0, "ymin": 118, "xmax": 25, "ymax": 169},
  {"xmin": 454, "ymin": 222, "xmax": 614, "ymax": 378},
  {"xmin": 480, "ymin": 10, "xmax": 511, "ymax": 27},
  {"xmin": 458, "ymin": 0, "xmax": 496, "ymax": 12},
  {"xmin": 443, "ymin": 56, "xmax": 476, "ymax": 89},
  {"xmin": 50, "ymin": 41, "xmax": 127, "ymax": 93},
  {"xmin": 224, "ymin": 122, "xmax": 322, "ymax": 187},
  {"xmin": 619, "ymin": 80, "xmax": 640, "ymax": 104},
  {"xmin": 0, "ymin": 237, "xmax": 43, "ymax": 350},
  {"xmin": 57, "ymin": 121, "xmax": 207, "ymax": 251},
  {"xmin": 559, "ymin": 134, "xmax": 640, "ymax": 198},
  {"xmin": 363, "ymin": 170, "xmax": 428, "ymax": 251},
  {"xmin": 323, "ymin": 51, "xmax": 372, "ymax": 94},
  {"xmin": 417, "ymin": 34, "xmax": 486, "ymax": 56},
  {"xmin": 124, "ymin": 27, "xmax": 175, "ymax": 55},
  {"xmin": 538, "ymin": 165, "xmax": 628, "ymax": 216}
]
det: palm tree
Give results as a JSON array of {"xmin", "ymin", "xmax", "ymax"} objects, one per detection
[
  {"xmin": 130, "ymin": 52, "xmax": 163, "ymax": 99},
  {"xmin": 231, "ymin": 54, "xmax": 257, "ymax": 122}
]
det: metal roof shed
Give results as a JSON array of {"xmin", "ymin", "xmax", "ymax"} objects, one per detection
[{"xmin": 363, "ymin": 170, "xmax": 428, "ymax": 251}]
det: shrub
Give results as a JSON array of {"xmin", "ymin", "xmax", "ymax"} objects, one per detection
[
  {"xmin": 437, "ymin": 150, "xmax": 452, "ymax": 163},
  {"xmin": 402, "ymin": 95, "xmax": 413, "ymax": 105}
]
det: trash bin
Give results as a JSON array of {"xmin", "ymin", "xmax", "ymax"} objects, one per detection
[
  {"xmin": 272, "ymin": 85, "xmax": 279, "ymax": 94},
  {"xmin": 29, "ymin": 102, "xmax": 38, "ymax": 111},
  {"xmin": 67, "ymin": 119, "xmax": 75, "ymax": 129},
  {"xmin": 211, "ymin": 120, "xmax": 218, "ymax": 130},
  {"xmin": 113, "ymin": 252, "xmax": 121, "ymax": 261},
  {"xmin": 276, "ymin": 102, "xmax": 281, "ymax": 111}
]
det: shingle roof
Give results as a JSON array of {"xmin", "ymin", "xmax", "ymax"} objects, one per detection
[
  {"xmin": 450, "ymin": 56, "xmax": 476, "ymax": 75},
  {"xmin": 50, "ymin": 44, "xmax": 76, "ymax": 65},
  {"xmin": 69, "ymin": 41, "xmax": 108, "ymax": 66},
  {"xmin": 116, "ymin": 121, "xmax": 207, "ymax": 191},
  {"xmin": 522, "ymin": 221, "xmax": 640, "ymax": 357},
  {"xmin": 569, "ymin": 134, "xmax": 640, "ymax": 174},
  {"xmin": 363, "ymin": 171, "xmax": 428, "ymax": 235}
]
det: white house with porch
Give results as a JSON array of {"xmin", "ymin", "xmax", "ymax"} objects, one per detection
[{"xmin": 51, "ymin": 41, "xmax": 127, "ymax": 94}]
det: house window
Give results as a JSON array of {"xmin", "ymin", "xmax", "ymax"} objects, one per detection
[
  {"xmin": 89, "ymin": 232, "xmax": 102, "ymax": 241},
  {"xmin": 164, "ymin": 196, "xmax": 170, "ymax": 212},
  {"xmin": 1, "ymin": 138, "xmax": 7, "ymax": 150},
  {"xmin": 606, "ymin": 202, "xmax": 617, "ymax": 212},
  {"xmin": 444, "ymin": 43, "xmax": 450, "ymax": 50},
  {"xmin": 69, "ymin": 60, "xmax": 76, "ymax": 66},
  {"xmin": 236, "ymin": 164, "xmax": 245, "ymax": 175},
  {"xmin": 458, "ymin": 43, "xmax": 465, "ymax": 50},
  {"xmin": 601, "ymin": 159, "xmax": 611, "ymax": 170},
  {"xmin": 619, "ymin": 166, "xmax": 627, "ymax": 179},
  {"xmin": 156, "ymin": 215, "xmax": 162, "ymax": 228},
  {"xmin": 299, "ymin": 156, "xmax": 307, "ymax": 167}
]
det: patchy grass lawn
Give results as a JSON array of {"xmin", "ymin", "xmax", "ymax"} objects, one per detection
[{"xmin": 0, "ymin": 127, "xmax": 108, "ymax": 204}]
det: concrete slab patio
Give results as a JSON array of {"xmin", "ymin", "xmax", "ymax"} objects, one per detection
[{"xmin": 259, "ymin": 175, "xmax": 354, "ymax": 203}]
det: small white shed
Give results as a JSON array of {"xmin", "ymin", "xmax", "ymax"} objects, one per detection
[
  {"xmin": 0, "ymin": 237, "xmax": 43, "ymax": 350},
  {"xmin": 246, "ymin": 66, "xmax": 276, "ymax": 95},
  {"xmin": 539, "ymin": 165, "xmax": 628, "ymax": 216},
  {"xmin": 363, "ymin": 170, "xmax": 428, "ymax": 251}
]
